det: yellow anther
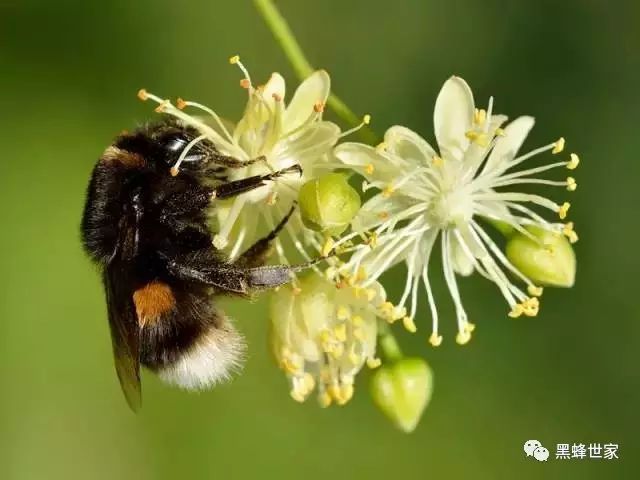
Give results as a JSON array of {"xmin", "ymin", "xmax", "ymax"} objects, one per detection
[
  {"xmin": 351, "ymin": 315, "xmax": 364, "ymax": 327},
  {"xmin": 465, "ymin": 130, "xmax": 488, "ymax": 147},
  {"xmin": 337, "ymin": 384, "xmax": 354, "ymax": 405},
  {"xmin": 382, "ymin": 185, "xmax": 395, "ymax": 198},
  {"xmin": 553, "ymin": 137, "xmax": 565, "ymax": 154},
  {"xmin": 292, "ymin": 286, "xmax": 302, "ymax": 296},
  {"xmin": 523, "ymin": 298, "xmax": 539, "ymax": 317},
  {"xmin": 456, "ymin": 330, "xmax": 472, "ymax": 345},
  {"xmin": 356, "ymin": 266, "xmax": 367, "ymax": 282},
  {"xmin": 465, "ymin": 130, "xmax": 478, "ymax": 141},
  {"xmin": 330, "ymin": 343, "xmax": 345, "ymax": 358},
  {"xmin": 402, "ymin": 316, "xmax": 417, "ymax": 333},
  {"xmin": 333, "ymin": 324, "xmax": 347, "ymax": 342},
  {"xmin": 290, "ymin": 389, "xmax": 306, "ymax": 403},
  {"xmin": 474, "ymin": 108, "xmax": 487, "ymax": 125},
  {"xmin": 319, "ymin": 330, "xmax": 332, "ymax": 344},
  {"xmin": 365, "ymin": 163, "xmax": 375, "ymax": 175},
  {"xmin": 366, "ymin": 357, "xmax": 382, "ymax": 369},
  {"xmin": 562, "ymin": 222, "xmax": 579, "ymax": 244},
  {"xmin": 175, "ymin": 97, "xmax": 187, "ymax": 110},
  {"xmin": 527, "ymin": 285, "xmax": 544, "ymax": 297},
  {"xmin": 365, "ymin": 288, "xmax": 377, "ymax": 301},
  {"xmin": 363, "ymin": 114, "xmax": 371, "ymax": 125},
  {"xmin": 432, "ymin": 155, "xmax": 444, "ymax": 167},
  {"xmin": 567, "ymin": 153, "xmax": 580, "ymax": 170},
  {"xmin": 558, "ymin": 202, "xmax": 571, "ymax": 220},
  {"xmin": 508, "ymin": 303, "xmax": 525, "ymax": 318},
  {"xmin": 321, "ymin": 237, "xmax": 335, "ymax": 257},
  {"xmin": 378, "ymin": 211, "xmax": 390, "ymax": 220},
  {"xmin": 336, "ymin": 306, "xmax": 350, "ymax": 321},
  {"xmin": 229, "ymin": 55, "xmax": 240, "ymax": 64},
  {"xmin": 240, "ymin": 78, "xmax": 251, "ymax": 89},
  {"xmin": 465, "ymin": 322, "xmax": 476, "ymax": 333},
  {"xmin": 495, "ymin": 127, "xmax": 506, "ymax": 137},
  {"xmin": 566, "ymin": 177, "xmax": 577, "ymax": 191},
  {"xmin": 271, "ymin": 92, "xmax": 283, "ymax": 102},
  {"xmin": 137, "ymin": 88, "xmax": 149, "ymax": 101},
  {"xmin": 328, "ymin": 384, "xmax": 341, "ymax": 401},
  {"xmin": 429, "ymin": 333, "xmax": 443, "ymax": 347},
  {"xmin": 319, "ymin": 391, "xmax": 332, "ymax": 408},
  {"xmin": 313, "ymin": 101, "xmax": 325, "ymax": 113}
]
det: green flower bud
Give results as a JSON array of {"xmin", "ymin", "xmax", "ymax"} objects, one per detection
[
  {"xmin": 298, "ymin": 173, "xmax": 361, "ymax": 236},
  {"xmin": 505, "ymin": 226, "xmax": 576, "ymax": 287},
  {"xmin": 370, "ymin": 357, "xmax": 433, "ymax": 433}
]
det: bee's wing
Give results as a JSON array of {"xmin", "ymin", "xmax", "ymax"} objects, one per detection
[{"xmin": 104, "ymin": 264, "xmax": 141, "ymax": 412}]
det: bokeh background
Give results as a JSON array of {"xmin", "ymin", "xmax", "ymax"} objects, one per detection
[{"xmin": 1, "ymin": 0, "xmax": 638, "ymax": 478}]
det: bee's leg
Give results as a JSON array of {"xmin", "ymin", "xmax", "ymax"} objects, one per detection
[
  {"xmin": 211, "ymin": 164, "xmax": 302, "ymax": 200},
  {"xmin": 235, "ymin": 205, "xmax": 295, "ymax": 268},
  {"xmin": 164, "ymin": 251, "xmax": 323, "ymax": 293},
  {"xmin": 210, "ymin": 154, "xmax": 270, "ymax": 170}
]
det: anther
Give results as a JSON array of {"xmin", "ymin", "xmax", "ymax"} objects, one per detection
[
  {"xmin": 363, "ymin": 114, "xmax": 371, "ymax": 125},
  {"xmin": 170, "ymin": 166, "xmax": 179, "ymax": 177},
  {"xmin": 333, "ymin": 324, "xmax": 347, "ymax": 342},
  {"xmin": 562, "ymin": 222, "xmax": 579, "ymax": 244},
  {"xmin": 272, "ymin": 93, "xmax": 283, "ymax": 102},
  {"xmin": 402, "ymin": 316, "xmax": 417, "ymax": 333},
  {"xmin": 229, "ymin": 55, "xmax": 240, "ymax": 64},
  {"xmin": 495, "ymin": 127, "xmax": 506, "ymax": 136},
  {"xmin": 313, "ymin": 101, "xmax": 325, "ymax": 113},
  {"xmin": 508, "ymin": 304, "xmax": 524, "ymax": 318},
  {"xmin": 552, "ymin": 137, "xmax": 565, "ymax": 154},
  {"xmin": 456, "ymin": 330, "xmax": 471, "ymax": 345},
  {"xmin": 567, "ymin": 153, "xmax": 580, "ymax": 170},
  {"xmin": 429, "ymin": 333, "xmax": 443, "ymax": 347},
  {"xmin": 240, "ymin": 79, "xmax": 251, "ymax": 89},
  {"xmin": 432, "ymin": 155, "xmax": 444, "ymax": 167},
  {"xmin": 566, "ymin": 177, "xmax": 577, "ymax": 191},
  {"xmin": 558, "ymin": 202, "xmax": 571, "ymax": 219},
  {"xmin": 382, "ymin": 185, "xmax": 395, "ymax": 198},
  {"xmin": 137, "ymin": 88, "xmax": 149, "ymax": 101},
  {"xmin": 366, "ymin": 357, "xmax": 382, "ymax": 369},
  {"xmin": 365, "ymin": 163, "xmax": 375, "ymax": 175},
  {"xmin": 176, "ymin": 98, "xmax": 187, "ymax": 110},
  {"xmin": 527, "ymin": 285, "xmax": 544, "ymax": 297}
]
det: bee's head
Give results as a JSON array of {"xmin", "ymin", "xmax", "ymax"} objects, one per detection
[{"xmin": 114, "ymin": 119, "xmax": 217, "ymax": 176}]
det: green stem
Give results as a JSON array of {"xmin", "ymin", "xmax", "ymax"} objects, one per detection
[
  {"xmin": 253, "ymin": 0, "xmax": 379, "ymax": 144},
  {"xmin": 377, "ymin": 321, "xmax": 403, "ymax": 362}
]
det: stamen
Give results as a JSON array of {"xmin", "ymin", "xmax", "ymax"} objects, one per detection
[
  {"xmin": 170, "ymin": 134, "xmax": 207, "ymax": 176},
  {"xmin": 527, "ymin": 285, "xmax": 544, "ymax": 297},
  {"xmin": 558, "ymin": 202, "xmax": 571, "ymax": 219},
  {"xmin": 339, "ymin": 114, "xmax": 371, "ymax": 139},
  {"xmin": 313, "ymin": 101, "xmax": 325, "ymax": 113},
  {"xmin": 562, "ymin": 222, "xmax": 579, "ymax": 243},
  {"xmin": 229, "ymin": 54, "xmax": 253, "ymax": 91},
  {"xmin": 566, "ymin": 177, "xmax": 577, "ymax": 191},
  {"xmin": 552, "ymin": 137, "xmax": 565, "ymax": 154},
  {"xmin": 567, "ymin": 153, "xmax": 580, "ymax": 170},
  {"xmin": 402, "ymin": 316, "xmax": 417, "ymax": 333},
  {"xmin": 137, "ymin": 88, "xmax": 149, "ymax": 101}
]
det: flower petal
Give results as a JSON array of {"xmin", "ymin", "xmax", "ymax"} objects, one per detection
[
  {"xmin": 434, "ymin": 76, "xmax": 475, "ymax": 161},
  {"xmin": 450, "ymin": 234, "xmax": 475, "ymax": 276},
  {"xmin": 262, "ymin": 72, "xmax": 286, "ymax": 107},
  {"xmin": 273, "ymin": 121, "xmax": 340, "ymax": 171},
  {"xmin": 335, "ymin": 142, "xmax": 403, "ymax": 183},
  {"xmin": 485, "ymin": 116, "xmax": 535, "ymax": 174},
  {"xmin": 384, "ymin": 126, "xmax": 437, "ymax": 165},
  {"xmin": 284, "ymin": 70, "xmax": 330, "ymax": 133}
]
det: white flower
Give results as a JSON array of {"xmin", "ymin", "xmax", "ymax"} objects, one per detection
[
  {"xmin": 138, "ymin": 56, "xmax": 340, "ymax": 261},
  {"xmin": 270, "ymin": 273, "xmax": 387, "ymax": 407},
  {"xmin": 334, "ymin": 76, "xmax": 579, "ymax": 346}
]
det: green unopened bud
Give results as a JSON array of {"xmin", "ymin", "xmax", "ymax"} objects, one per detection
[
  {"xmin": 298, "ymin": 173, "xmax": 361, "ymax": 236},
  {"xmin": 505, "ymin": 226, "xmax": 576, "ymax": 287},
  {"xmin": 370, "ymin": 357, "xmax": 433, "ymax": 433}
]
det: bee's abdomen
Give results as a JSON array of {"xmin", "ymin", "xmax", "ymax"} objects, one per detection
[{"xmin": 139, "ymin": 288, "xmax": 245, "ymax": 390}]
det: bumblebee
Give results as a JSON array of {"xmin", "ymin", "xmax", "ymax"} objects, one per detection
[{"xmin": 81, "ymin": 118, "xmax": 304, "ymax": 411}]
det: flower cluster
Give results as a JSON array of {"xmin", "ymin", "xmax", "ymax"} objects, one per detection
[
  {"xmin": 335, "ymin": 76, "xmax": 579, "ymax": 346},
  {"xmin": 138, "ymin": 58, "xmax": 578, "ymax": 421}
]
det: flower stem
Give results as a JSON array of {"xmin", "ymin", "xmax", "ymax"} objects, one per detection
[
  {"xmin": 377, "ymin": 321, "xmax": 403, "ymax": 362},
  {"xmin": 253, "ymin": 0, "xmax": 379, "ymax": 144}
]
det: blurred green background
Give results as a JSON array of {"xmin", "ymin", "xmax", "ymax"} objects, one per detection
[{"xmin": 1, "ymin": 0, "xmax": 638, "ymax": 478}]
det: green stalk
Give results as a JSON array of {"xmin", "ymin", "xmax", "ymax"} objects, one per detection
[
  {"xmin": 253, "ymin": 0, "xmax": 379, "ymax": 144},
  {"xmin": 377, "ymin": 321, "xmax": 403, "ymax": 363}
]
